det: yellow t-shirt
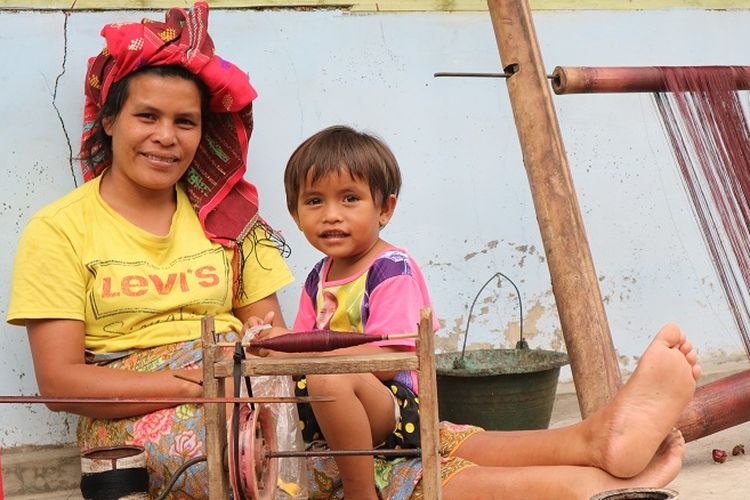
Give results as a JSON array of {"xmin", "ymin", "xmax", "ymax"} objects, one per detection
[{"xmin": 7, "ymin": 176, "xmax": 294, "ymax": 353}]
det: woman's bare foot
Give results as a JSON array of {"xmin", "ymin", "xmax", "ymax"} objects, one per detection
[
  {"xmin": 632, "ymin": 428, "xmax": 686, "ymax": 487},
  {"xmin": 442, "ymin": 429, "xmax": 685, "ymax": 500},
  {"xmin": 582, "ymin": 428, "xmax": 685, "ymax": 499},
  {"xmin": 591, "ymin": 323, "xmax": 699, "ymax": 478}
]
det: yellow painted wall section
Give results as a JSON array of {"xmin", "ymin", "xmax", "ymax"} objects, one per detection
[{"xmin": 1, "ymin": 1, "xmax": 750, "ymax": 12}]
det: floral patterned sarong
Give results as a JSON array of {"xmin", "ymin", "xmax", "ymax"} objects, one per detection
[{"xmin": 77, "ymin": 339, "xmax": 212, "ymax": 498}]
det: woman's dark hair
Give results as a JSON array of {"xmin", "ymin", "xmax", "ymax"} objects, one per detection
[{"xmin": 82, "ymin": 65, "xmax": 211, "ymax": 167}]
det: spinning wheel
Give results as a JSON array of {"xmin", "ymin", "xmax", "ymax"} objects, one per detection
[
  {"xmin": 227, "ymin": 404, "xmax": 278, "ymax": 500},
  {"xmin": 201, "ymin": 309, "xmax": 441, "ymax": 499}
]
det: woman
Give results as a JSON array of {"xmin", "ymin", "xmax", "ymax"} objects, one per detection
[{"xmin": 7, "ymin": 3, "xmax": 292, "ymax": 496}]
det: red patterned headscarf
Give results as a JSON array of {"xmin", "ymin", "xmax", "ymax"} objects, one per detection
[{"xmin": 81, "ymin": 2, "xmax": 262, "ymax": 248}]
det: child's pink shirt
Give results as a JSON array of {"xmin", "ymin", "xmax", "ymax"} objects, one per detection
[{"xmin": 293, "ymin": 247, "xmax": 439, "ymax": 392}]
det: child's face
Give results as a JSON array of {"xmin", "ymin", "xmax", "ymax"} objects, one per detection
[{"xmin": 292, "ymin": 169, "xmax": 396, "ymax": 266}]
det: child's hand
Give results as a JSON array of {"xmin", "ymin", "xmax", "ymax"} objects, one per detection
[
  {"xmin": 241, "ymin": 310, "xmax": 276, "ymax": 339},
  {"xmin": 242, "ymin": 311, "xmax": 290, "ymax": 357}
]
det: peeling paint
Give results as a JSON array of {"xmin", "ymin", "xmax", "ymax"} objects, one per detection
[
  {"xmin": 549, "ymin": 329, "xmax": 565, "ymax": 352},
  {"xmin": 618, "ymin": 353, "xmax": 634, "ymax": 372},
  {"xmin": 424, "ymin": 259, "xmax": 453, "ymax": 269},
  {"xmin": 438, "ymin": 298, "xmax": 567, "ymax": 354},
  {"xmin": 465, "ymin": 240, "xmax": 504, "ymax": 261},
  {"xmin": 434, "ymin": 315, "xmax": 468, "ymax": 353}
]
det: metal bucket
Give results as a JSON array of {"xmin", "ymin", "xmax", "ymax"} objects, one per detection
[
  {"xmin": 436, "ymin": 348, "xmax": 568, "ymax": 430},
  {"xmin": 436, "ymin": 272, "xmax": 569, "ymax": 430}
]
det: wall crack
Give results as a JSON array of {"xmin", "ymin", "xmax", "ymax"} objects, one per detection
[{"xmin": 52, "ymin": 9, "xmax": 76, "ymax": 188}]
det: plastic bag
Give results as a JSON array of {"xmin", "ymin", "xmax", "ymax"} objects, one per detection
[{"xmin": 250, "ymin": 375, "xmax": 308, "ymax": 499}]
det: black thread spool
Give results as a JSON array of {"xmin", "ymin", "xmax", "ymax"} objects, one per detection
[{"xmin": 80, "ymin": 445, "xmax": 150, "ymax": 499}]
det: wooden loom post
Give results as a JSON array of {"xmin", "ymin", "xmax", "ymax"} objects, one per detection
[
  {"xmin": 202, "ymin": 316, "xmax": 230, "ymax": 498},
  {"xmin": 486, "ymin": 0, "xmax": 621, "ymax": 416}
]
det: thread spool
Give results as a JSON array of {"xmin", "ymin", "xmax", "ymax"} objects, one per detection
[
  {"xmin": 80, "ymin": 445, "xmax": 150, "ymax": 500},
  {"xmin": 590, "ymin": 488, "xmax": 679, "ymax": 500}
]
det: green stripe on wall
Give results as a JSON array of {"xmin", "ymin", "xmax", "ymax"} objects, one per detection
[{"xmin": 1, "ymin": 0, "xmax": 749, "ymax": 11}]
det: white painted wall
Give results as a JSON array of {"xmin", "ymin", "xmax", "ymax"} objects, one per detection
[{"xmin": 1, "ymin": 7, "xmax": 748, "ymax": 446}]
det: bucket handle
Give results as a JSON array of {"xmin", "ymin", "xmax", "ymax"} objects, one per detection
[{"xmin": 458, "ymin": 272, "xmax": 526, "ymax": 369}]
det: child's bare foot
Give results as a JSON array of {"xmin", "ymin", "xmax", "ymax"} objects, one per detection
[{"xmin": 591, "ymin": 323, "xmax": 699, "ymax": 478}]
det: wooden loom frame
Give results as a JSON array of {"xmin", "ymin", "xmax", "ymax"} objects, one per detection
[
  {"xmin": 201, "ymin": 308, "xmax": 442, "ymax": 499},
  {"xmin": 487, "ymin": 0, "xmax": 622, "ymax": 418},
  {"xmin": 487, "ymin": 0, "xmax": 750, "ymax": 439}
]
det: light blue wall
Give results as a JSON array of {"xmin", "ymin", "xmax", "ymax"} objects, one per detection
[{"xmin": 1, "ymin": 7, "xmax": 748, "ymax": 446}]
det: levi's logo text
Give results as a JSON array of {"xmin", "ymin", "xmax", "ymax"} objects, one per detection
[{"xmin": 86, "ymin": 247, "xmax": 231, "ymax": 319}]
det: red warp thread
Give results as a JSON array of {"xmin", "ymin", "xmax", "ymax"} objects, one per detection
[{"xmin": 654, "ymin": 66, "xmax": 750, "ymax": 356}]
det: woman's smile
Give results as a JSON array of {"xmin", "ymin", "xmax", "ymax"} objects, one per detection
[{"xmin": 141, "ymin": 152, "xmax": 180, "ymax": 166}]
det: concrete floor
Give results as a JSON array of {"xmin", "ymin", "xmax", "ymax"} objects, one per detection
[{"xmin": 3, "ymin": 360, "xmax": 749, "ymax": 498}]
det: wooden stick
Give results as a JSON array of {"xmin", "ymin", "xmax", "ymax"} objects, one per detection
[
  {"xmin": 487, "ymin": 0, "xmax": 622, "ymax": 417},
  {"xmin": 268, "ymin": 448, "xmax": 422, "ymax": 458},
  {"xmin": 0, "ymin": 395, "xmax": 334, "ymax": 405},
  {"xmin": 202, "ymin": 316, "xmax": 227, "ymax": 498},
  {"xmin": 417, "ymin": 308, "xmax": 441, "ymax": 499},
  {"xmin": 216, "ymin": 331, "xmax": 418, "ymax": 349},
  {"xmin": 173, "ymin": 373, "xmax": 203, "ymax": 386}
]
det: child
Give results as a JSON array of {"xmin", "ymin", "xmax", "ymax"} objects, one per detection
[
  {"xmin": 283, "ymin": 124, "xmax": 435, "ymax": 499},
  {"xmin": 250, "ymin": 124, "xmax": 701, "ymax": 500}
]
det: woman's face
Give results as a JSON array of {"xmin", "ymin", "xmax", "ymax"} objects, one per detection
[{"xmin": 103, "ymin": 72, "xmax": 202, "ymax": 195}]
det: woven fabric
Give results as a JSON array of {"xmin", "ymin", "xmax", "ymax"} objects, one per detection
[{"xmin": 80, "ymin": 1, "xmax": 261, "ymax": 246}]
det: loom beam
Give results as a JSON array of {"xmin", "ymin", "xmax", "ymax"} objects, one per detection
[
  {"xmin": 552, "ymin": 66, "xmax": 750, "ymax": 94},
  {"xmin": 487, "ymin": 0, "xmax": 622, "ymax": 418},
  {"xmin": 678, "ymin": 368, "xmax": 750, "ymax": 443}
]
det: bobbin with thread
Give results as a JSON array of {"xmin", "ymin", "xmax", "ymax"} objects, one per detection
[{"xmin": 80, "ymin": 445, "xmax": 150, "ymax": 500}]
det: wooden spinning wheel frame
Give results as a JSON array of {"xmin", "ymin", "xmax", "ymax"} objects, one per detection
[{"xmin": 201, "ymin": 308, "xmax": 441, "ymax": 499}]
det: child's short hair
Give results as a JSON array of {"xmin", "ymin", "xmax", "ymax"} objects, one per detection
[{"xmin": 284, "ymin": 125, "xmax": 402, "ymax": 214}]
